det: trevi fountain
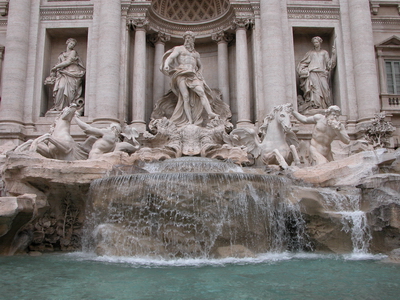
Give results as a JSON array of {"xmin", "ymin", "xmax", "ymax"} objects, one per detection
[{"xmin": 0, "ymin": 0, "xmax": 400, "ymax": 299}]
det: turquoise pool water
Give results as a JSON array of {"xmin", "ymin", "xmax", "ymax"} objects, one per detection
[{"xmin": 0, "ymin": 252, "xmax": 399, "ymax": 300}]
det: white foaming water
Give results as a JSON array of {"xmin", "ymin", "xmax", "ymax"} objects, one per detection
[
  {"xmin": 320, "ymin": 189, "xmax": 372, "ymax": 254},
  {"xmin": 66, "ymin": 251, "xmax": 386, "ymax": 268},
  {"xmin": 84, "ymin": 157, "xmax": 308, "ymax": 258},
  {"xmin": 341, "ymin": 211, "xmax": 372, "ymax": 254},
  {"xmin": 142, "ymin": 157, "xmax": 244, "ymax": 174}
]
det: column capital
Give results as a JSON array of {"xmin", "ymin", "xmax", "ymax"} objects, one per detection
[
  {"xmin": 211, "ymin": 31, "xmax": 234, "ymax": 44},
  {"xmin": 148, "ymin": 32, "xmax": 171, "ymax": 46},
  {"xmin": 232, "ymin": 18, "xmax": 253, "ymax": 31},
  {"xmin": 128, "ymin": 18, "xmax": 149, "ymax": 31}
]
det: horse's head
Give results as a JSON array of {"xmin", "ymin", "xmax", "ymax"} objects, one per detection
[
  {"xmin": 276, "ymin": 104, "xmax": 293, "ymax": 133},
  {"xmin": 60, "ymin": 103, "xmax": 78, "ymax": 121},
  {"xmin": 266, "ymin": 103, "xmax": 293, "ymax": 134}
]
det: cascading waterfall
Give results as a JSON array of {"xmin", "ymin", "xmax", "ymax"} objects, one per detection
[
  {"xmin": 319, "ymin": 190, "xmax": 372, "ymax": 253},
  {"xmin": 82, "ymin": 157, "xmax": 308, "ymax": 258}
]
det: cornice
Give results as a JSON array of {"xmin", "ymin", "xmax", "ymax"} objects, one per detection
[
  {"xmin": 40, "ymin": 5, "xmax": 93, "ymax": 21},
  {"xmin": 287, "ymin": 5, "xmax": 340, "ymax": 20},
  {"xmin": 372, "ymin": 16, "xmax": 400, "ymax": 25}
]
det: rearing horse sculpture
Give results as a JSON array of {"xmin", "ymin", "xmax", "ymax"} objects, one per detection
[
  {"xmin": 229, "ymin": 103, "xmax": 300, "ymax": 169},
  {"xmin": 15, "ymin": 104, "xmax": 89, "ymax": 160}
]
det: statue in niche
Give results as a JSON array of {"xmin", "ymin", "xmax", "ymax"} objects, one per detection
[
  {"xmin": 157, "ymin": 31, "xmax": 223, "ymax": 127},
  {"xmin": 291, "ymin": 105, "xmax": 350, "ymax": 165},
  {"xmin": 297, "ymin": 36, "xmax": 336, "ymax": 112},
  {"xmin": 45, "ymin": 38, "xmax": 86, "ymax": 112},
  {"xmin": 14, "ymin": 104, "xmax": 89, "ymax": 160},
  {"xmin": 74, "ymin": 116, "xmax": 140, "ymax": 159},
  {"xmin": 143, "ymin": 32, "xmax": 246, "ymax": 163}
]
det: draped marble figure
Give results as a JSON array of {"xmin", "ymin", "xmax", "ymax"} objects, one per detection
[
  {"xmin": 45, "ymin": 38, "xmax": 86, "ymax": 111},
  {"xmin": 297, "ymin": 36, "xmax": 336, "ymax": 110},
  {"xmin": 159, "ymin": 31, "xmax": 219, "ymax": 126}
]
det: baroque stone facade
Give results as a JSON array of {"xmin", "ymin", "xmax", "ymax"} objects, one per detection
[
  {"xmin": 1, "ymin": 1, "xmax": 400, "ymax": 257},
  {"xmin": 0, "ymin": 0, "xmax": 397, "ymax": 148}
]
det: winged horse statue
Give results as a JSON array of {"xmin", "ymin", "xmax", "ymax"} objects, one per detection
[{"xmin": 228, "ymin": 103, "xmax": 300, "ymax": 169}]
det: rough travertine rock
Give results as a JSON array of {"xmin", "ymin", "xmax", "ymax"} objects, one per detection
[
  {"xmin": 292, "ymin": 150, "xmax": 395, "ymax": 187},
  {"xmin": 0, "ymin": 194, "xmax": 37, "ymax": 255},
  {"xmin": 216, "ymin": 245, "xmax": 255, "ymax": 258},
  {"xmin": 0, "ymin": 151, "xmax": 140, "ymax": 255}
]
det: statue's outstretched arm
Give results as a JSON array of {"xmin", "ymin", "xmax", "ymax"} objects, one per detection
[
  {"xmin": 292, "ymin": 110, "xmax": 316, "ymax": 124},
  {"xmin": 74, "ymin": 116, "xmax": 104, "ymax": 137}
]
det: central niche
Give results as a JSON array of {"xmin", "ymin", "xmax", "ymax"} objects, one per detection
[{"xmin": 151, "ymin": 0, "xmax": 230, "ymax": 23}]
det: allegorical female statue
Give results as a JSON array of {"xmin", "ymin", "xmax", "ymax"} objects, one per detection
[
  {"xmin": 297, "ymin": 36, "xmax": 336, "ymax": 111},
  {"xmin": 45, "ymin": 38, "xmax": 86, "ymax": 111}
]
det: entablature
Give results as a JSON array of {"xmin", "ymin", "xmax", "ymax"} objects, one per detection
[
  {"xmin": 287, "ymin": 4, "xmax": 340, "ymax": 20},
  {"xmin": 39, "ymin": 4, "xmax": 93, "ymax": 21}
]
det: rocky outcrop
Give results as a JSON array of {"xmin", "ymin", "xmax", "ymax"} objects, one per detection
[
  {"xmin": 0, "ymin": 151, "xmax": 140, "ymax": 255},
  {"xmin": 0, "ymin": 194, "xmax": 37, "ymax": 255},
  {"xmin": 357, "ymin": 173, "xmax": 400, "ymax": 254},
  {"xmin": 1, "ymin": 149, "xmax": 400, "ymax": 257},
  {"xmin": 292, "ymin": 149, "xmax": 395, "ymax": 187}
]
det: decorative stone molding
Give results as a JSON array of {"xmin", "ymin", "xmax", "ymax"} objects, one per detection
[
  {"xmin": 146, "ymin": 7, "xmax": 235, "ymax": 38},
  {"xmin": 372, "ymin": 17, "xmax": 400, "ymax": 26},
  {"xmin": 287, "ymin": 6, "xmax": 340, "ymax": 20},
  {"xmin": 126, "ymin": 0, "xmax": 258, "ymax": 39},
  {"xmin": 0, "ymin": 1, "xmax": 8, "ymax": 17},
  {"xmin": 151, "ymin": 0, "xmax": 230, "ymax": 23},
  {"xmin": 148, "ymin": 31, "xmax": 171, "ymax": 46},
  {"xmin": 127, "ymin": 17, "xmax": 149, "ymax": 31},
  {"xmin": 230, "ymin": 0, "xmax": 257, "ymax": 19},
  {"xmin": 40, "ymin": 5, "xmax": 93, "ymax": 21},
  {"xmin": 211, "ymin": 31, "xmax": 234, "ymax": 44},
  {"xmin": 370, "ymin": 1, "xmax": 400, "ymax": 15},
  {"xmin": 232, "ymin": 17, "xmax": 253, "ymax": 30}
]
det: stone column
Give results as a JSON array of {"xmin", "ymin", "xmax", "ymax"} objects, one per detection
[
  {"xmin": 0, "ymin": 46, "xmax": 5, "ymax": 98},
  {"xmin": 347, "ymin": 0, "xmax": 380, "ymax": 120},
  {"xmin": 131, "ymin": 18, "xmax": 148, "ymax": 132},
  {"xmin": 234, "ymin": 18, "xmax": 252, "ymax": 127},
  {"xmin": 0, "ymin": 0, "xmax": 31, "ymax": 127},
  {"xmin": 93, "ymin": 0, "xmax": 121, "ymax": 123},
  {"xmin": 376, "ymin": 49, "xmax": 387, "ymax": 94},
  {"xmin": 151, "ymin": 32, "xmax": 170, "ymax": 107},
  {"xmin": 259, "ymin": 0, "xmax": 287, "ymax": 113},
  {"xmin": 212, "ymin": 31, "xmax": 232, "ymax": 105}
]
